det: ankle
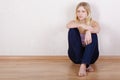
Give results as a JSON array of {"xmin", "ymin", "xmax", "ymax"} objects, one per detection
[{"xmin": 81, "ymin": 64, "xmax": 86, "ymax": 68}]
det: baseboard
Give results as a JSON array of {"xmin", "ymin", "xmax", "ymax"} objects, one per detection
[
  {"xmin": 0, "ymin": 56, "xmax": 120, "ymax": 60},
  {"xmin": 0, "ymin": 56, "xmax": 69, "ymax": 60}
]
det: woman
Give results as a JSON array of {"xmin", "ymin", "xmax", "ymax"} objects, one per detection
[{"xmin": 67, "ymin": 2, "xmax": 100, "ymax": 77}]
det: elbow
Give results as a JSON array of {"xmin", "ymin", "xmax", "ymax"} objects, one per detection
[
  {"xmin": 91, "ymin": 28, "xmax": 100, "ymax": 33},
  {"xmin": 95, "ymin": 27, "xmax": 100, "ymax": 33},
  {"xmin": 97, "ymin": 27, "xmax": 101, "ymax": 33},
  {"xmin": 94, "ymin": 26, "xmax": 100, "ymax": 33}
]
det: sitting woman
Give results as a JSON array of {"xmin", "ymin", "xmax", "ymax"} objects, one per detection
[{"xmin": 67, "ymin": 2, "xmax": 100, "ymax": 77}]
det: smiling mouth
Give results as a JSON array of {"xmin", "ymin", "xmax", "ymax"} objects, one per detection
[{"xmin": 79, "ymin": 16, "xmax": 83, "ymax": 18}]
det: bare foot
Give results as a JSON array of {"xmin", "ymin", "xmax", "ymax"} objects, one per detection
[
  {"xmin": 86, "ymin": 66, "xmax": 94, "ymax": 72},
  {"xmin": 78, "ymin": 64, "xmax": 87, "ymax": 77}
]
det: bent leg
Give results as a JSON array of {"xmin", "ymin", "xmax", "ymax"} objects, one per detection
[
  {"xmin": 81, "ymin": 34, "xmax": 99, "ymax": 66},
  {"xmin": 68, "ymin": 28, "xmax": 84, "ymax": 64}
]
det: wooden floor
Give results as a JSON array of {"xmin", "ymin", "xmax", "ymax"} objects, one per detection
[{"xmin": 0, "ymin": 56, "xmax": 120, "ymax": 80}]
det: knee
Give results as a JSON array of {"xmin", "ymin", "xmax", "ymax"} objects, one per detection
[{"xmin": 68, "ymin": 28, "xmax": 79, "ymax": 36}]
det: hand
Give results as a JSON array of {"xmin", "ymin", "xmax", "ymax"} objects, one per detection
[{"xmin": 84, "ymin": 30, "xmax": 92, "ymax": 45}]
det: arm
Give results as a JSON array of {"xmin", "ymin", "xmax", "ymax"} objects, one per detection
[
  {"xmin": 66, "ymin": 20, "xmax": 80, "ymax": 28},
  {"xmin": 88, "ymin": 21, "xmax": 100, "ymax": 33},
  {"xmin": 79, "ymin": 21, "xmax": 100, "ymax": 33},
  {"xmin": 84, "ymin": 21, "xmax": 100, "ymax": 45}
]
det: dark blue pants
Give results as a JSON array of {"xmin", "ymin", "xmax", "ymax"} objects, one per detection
[{"xmin": 68, "ymin": 28, "xmax": 99, "ymax": 67}]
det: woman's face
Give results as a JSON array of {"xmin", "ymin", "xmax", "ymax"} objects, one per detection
[{"xmin": 76, "ymin": 6, "xmax": 87, "ymax": 21}]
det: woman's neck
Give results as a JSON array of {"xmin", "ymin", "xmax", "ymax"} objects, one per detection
[{"xmin": 79, "ymin": 20, "xmax": 86, "ymax": 24}]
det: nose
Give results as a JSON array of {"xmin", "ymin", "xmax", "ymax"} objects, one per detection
[{"xmin": 78, "ymin": 12, "xmax": 83, "ymax": 15}]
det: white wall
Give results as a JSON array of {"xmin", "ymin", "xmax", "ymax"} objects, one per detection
[{"xmin": 0, "ymin": 0, "xmax": 120, "ymax": 56}]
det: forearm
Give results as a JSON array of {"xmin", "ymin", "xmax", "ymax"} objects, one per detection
[
  {"xmin": 79, "ymin": 20, "xmax": 100, "ymax": 33},
  {"xmin": 66, "ymin": 20, "xmax": 79, "ymax": 28},
  {"xmin": 85, "ymin": 26, "xmax": 100, "ymax": 33},
  {"xmin": 66, "ymin": 23, "xmax": 78, "ymax": 28},
  {"xmin": 87, "ymin": 21, "xmax": 100, "ymax": 33}
]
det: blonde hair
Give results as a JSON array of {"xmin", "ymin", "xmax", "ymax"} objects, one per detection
[{"xmin": 75, "ymin": 2, "xmax": 92, "ymax": 25}]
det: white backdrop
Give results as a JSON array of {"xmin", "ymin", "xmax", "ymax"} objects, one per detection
[{"xmin": 0, "ymin": 0, "xmax": 120, "ymax": 56}]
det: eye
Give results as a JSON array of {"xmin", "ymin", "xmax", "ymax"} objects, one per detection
[
  {"xmin": 82, "ymin": 10, "xmax": 86, "ymax": 13},
  {"xmin": 77, "ymin": 10, "xmax": 80, "ymax": 13}
]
